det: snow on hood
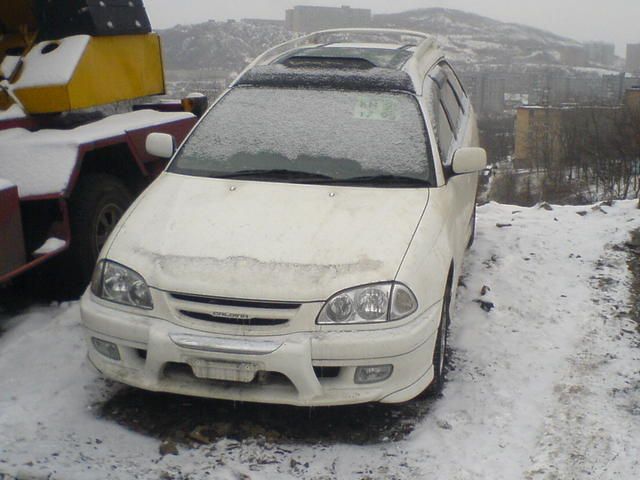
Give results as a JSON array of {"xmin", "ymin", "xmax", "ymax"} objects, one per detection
[{"xmin": 107, "ymin": 173, "xmax": 430, "ymax": 302}]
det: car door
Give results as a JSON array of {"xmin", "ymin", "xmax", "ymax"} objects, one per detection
[{"xmin": 424, "ymin": 63, "xmax": 476, "ymax": 267}]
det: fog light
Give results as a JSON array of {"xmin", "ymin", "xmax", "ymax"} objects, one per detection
[
  {"xmin": 354, "ymin": 365, "xmax": 393, "ymax": 384},
  {"xmin": 92, "ymin": 337, "xmax": 121, "ymax": 361}
]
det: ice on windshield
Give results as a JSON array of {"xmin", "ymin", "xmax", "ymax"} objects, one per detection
[{"xmin": 172, "ymin": 87, "xmax": 433, "ymax": 181}]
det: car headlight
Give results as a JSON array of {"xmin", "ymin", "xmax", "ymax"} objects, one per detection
[
  {"xmin": 317, "ymin": 282, "xmax": 418, "ymax": 325},
  {"xmin": 91, "ymin": 260, "xmax": 153, "ymax": 310}
]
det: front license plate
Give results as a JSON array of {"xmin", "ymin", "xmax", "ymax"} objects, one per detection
[{"xmin": 186, "ymin": 358, "xmax": 258, "ymax": 383}]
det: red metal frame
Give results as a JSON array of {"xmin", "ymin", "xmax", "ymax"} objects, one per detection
[{"xmin": 0, "ymin": 117, "xmax": 38, "ymax": 131}]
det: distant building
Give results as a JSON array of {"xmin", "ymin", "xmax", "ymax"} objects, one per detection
[
  {"xmin": 514, "ymin": 89, "xmax": 639, "ymax": 169},
  {"xmin": 626, "ymin": 43, "xmax": 640, "ymax": 73},
  {"xmin": 584, "ymin": 42, "xmax": 616, "ymax": 66},
  {"xmin": 462, "ymin": 73, "xmax": 506, "ymax": 115},
  {"xmin": 504, "ymin": 93, "xmax": 529, "ymax": 112},
  {"xmin": 624, "ymin": 75, "xmax": 640, "ymax": 91},
  {"xmin": 559, "ymin": 45, "xmax": 588, "ymax": 67},
  {"xmin": 601, "ymin": 73, "xmax": 626, "ymax": 104},
  {"xmin": 285, "ymin": 5, "xmax": 372, "ymax": 32},
  {"xmin": 625, "ymin": 86, "xmax": 640, "ymax": 111}
]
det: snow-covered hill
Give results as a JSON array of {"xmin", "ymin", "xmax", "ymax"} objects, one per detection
[
  {"xmin": 375, "ymin": 8, "xmax": 580, "ymax": 67},
  {"xmin": 158, "ymin": 8, "xmax": 590, "ymax": 79},
  {"xmin": 1, "ymin": 201, "xmax": 639, "ymax": 479},
  {"xmin": 160, "ymin": 20, "xmax": 293, "ymax": 77}
]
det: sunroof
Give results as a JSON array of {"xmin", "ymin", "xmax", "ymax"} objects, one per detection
[{"xmin": 279, "ymin": 47, "xmax": 413, "ymax": 70}]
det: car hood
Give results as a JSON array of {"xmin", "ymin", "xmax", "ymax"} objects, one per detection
[{"xmin": 107, "ymin": 173, "xmax": 430, "ymax": 302}]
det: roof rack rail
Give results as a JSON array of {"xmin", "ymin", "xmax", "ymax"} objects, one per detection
[{"xmin": 232, "ymin": 28, "xmax": 434, "ymax": 87}]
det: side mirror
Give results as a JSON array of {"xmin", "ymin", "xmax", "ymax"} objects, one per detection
[
  {"xmin": 146, "ymin": 133, "xmax": 175, "ymax": 159},
  {"xmin": 451, "ymin": 148, "xmax": 487, "ymax": 175}
]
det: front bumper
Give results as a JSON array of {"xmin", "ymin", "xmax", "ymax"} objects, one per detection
[{"xmin": 80, "ymin": 293, "xmax": 441, "ymax": 407}]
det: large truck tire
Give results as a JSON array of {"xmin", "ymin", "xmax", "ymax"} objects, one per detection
[{"xmin": 66, "ymin": 174, "xmax": 133, "ymax": 294}]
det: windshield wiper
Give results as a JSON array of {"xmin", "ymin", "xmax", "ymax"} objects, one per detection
[
  {"xmin": 336, "ymin": 175, "xmax": 432, "ymax": 187},
  {"xmin": 213, "ymin": 169, "xmax": 335, "ymax": 181}
]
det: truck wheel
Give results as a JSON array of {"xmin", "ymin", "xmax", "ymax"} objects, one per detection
[
  {"xmin": 68, "ymin": 174, "xmax": 133, "ymax": 289},
  {"xmin": 425, "ymin": 288, "xmax": 451, "ymax": 397}
]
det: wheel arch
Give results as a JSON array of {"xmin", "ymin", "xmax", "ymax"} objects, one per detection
[{"xmin": 69, "ymin": 142, "xmax": 149, "ymax": 199}]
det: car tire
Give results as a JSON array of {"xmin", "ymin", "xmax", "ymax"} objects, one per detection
[
  {"xmin": 425, "ymin": 287, "xmax": 451, "ymax": 397},
  {"xmin": 67, "ymin": 174, "xmax": 133, "ymax": 291}
]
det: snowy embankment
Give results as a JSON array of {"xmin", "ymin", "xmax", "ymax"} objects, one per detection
[{"xmin": 1, "ymin": 201, "xmax": 639, "ymax": 480}]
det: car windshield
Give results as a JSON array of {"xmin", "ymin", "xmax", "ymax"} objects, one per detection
[{"xmin": 169, "ymin": 86, "xmax": 435, "ymax": 187}]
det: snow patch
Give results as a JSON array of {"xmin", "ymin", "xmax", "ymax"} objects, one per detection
[
  {"xmin": 1, "ymin": 201, "xmax": 639, "ymax": 479},
  {"xmin": 12, "ymin": 36, "xmax": 90, "ymax": 89},
  {"xmin": 0, "ymin": 110, "xmax": 194, "ymax": 198},
  {"xmin": 33, "ymin": 237, "xmax": 67, "ymax": 256},
  {"xmin": 0, "ymin": 54, "xmax": 21, "ymax": 79},
  {"xmin": 0, "ymin": 104, "xmax": 27, "ymax": 121}
]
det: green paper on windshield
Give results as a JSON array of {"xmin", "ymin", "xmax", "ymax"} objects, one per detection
[{"xmin": 354, "ymin": 96, "xmax": 398, "ymax": 121}]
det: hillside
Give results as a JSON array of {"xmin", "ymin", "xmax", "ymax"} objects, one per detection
[
  {"xmin": 374, "ymin": 8, "xmax": 580, "ymax": 67},
  {"xmin": 160, "ymin": 20, "xmax": 292, "ymax": 77},
  {"xmin": 159, "ymin": 7, "xmax": 588, "ymax": 83}
]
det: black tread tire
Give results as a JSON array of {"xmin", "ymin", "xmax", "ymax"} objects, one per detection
[
  {"xmin": 425, "ymin": 287, "xmax": 452, "ymax": 397},
  {"xmin": 66, "ymin": 174, "xmax": 132, "ymax": 293}
]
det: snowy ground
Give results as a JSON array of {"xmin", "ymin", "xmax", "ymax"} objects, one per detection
[{"xmin": 1, "ymin": 201, "xmax": 639, "ymax": 480}]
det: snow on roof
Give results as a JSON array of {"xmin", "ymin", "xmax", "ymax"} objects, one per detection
[
  {"xmin": 12, "ymin": 36, "xmax": 90, "ymax": 90},
  {"xmin": 235, "ymin": 29, "xmax": 440, "ymax": 96},
  {"xmin": 0, "ymin": 110, "xmax": 194, "ymax": 198},
  {"xmin": 572, "ymin": 66, "xmax": 622, "ymax": 77},
  {"xmin": 0, "ymin": 54, "xmax": 21, "ymax": 79},
  {"xmin": 238, "ymin": 65, "xmax": 416, "ymax": 93},
  {"xmin": 0, "ymin": 104, "xmax": 27, "ymax": 121}
]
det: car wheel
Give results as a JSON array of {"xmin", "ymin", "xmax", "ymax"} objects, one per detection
[
  {"xmin": 425, "ymin": 288, "xmax": 451, "ymax": 397},
  {"xmin": 67, "ymin": 174, "xmax": 133, "ymax": 291}
]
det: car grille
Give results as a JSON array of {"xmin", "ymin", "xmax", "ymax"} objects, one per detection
[
  {"xmin": 169, "ymin": 292, "xmax": 301, "ymax": 328},
  {"xmin": 170, "ymin": 293, "xmax": 301, "ymax": 310},
  {"xmin": 179, "ymin": 310, "xmax": 290, "ymax": 327}
]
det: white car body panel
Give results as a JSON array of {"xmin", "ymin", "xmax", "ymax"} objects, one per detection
[{"xmin": 107, "ymin": 173, "xmax": 430, "ymax": 302}]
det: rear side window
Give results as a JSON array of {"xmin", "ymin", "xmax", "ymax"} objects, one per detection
[
  {"xmin": 425, "ymin": 75, "xmax": 455, "ymax": 162},
  {"xmin": 441, "ymin": 63, "xmax": 467, "ymax": 107},
  {"xmin": 425, "ymin": 63, "xmax": 469, "ymax": 164},
  {"xmin": 440, "ymin": 81, "xmax": 462, "ymax": 132}
]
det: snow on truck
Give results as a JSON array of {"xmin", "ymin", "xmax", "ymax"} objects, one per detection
[{"xmin": 0, "ymin": 0, "xmax": 204, "ymax": 291}]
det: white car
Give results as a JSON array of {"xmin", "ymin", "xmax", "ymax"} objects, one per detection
[{"xmin": 80, "ymin": 29, "xmax": 486, "ymax": 407}]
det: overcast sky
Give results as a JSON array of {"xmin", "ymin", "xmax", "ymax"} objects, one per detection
[{"xmin": 145, "ymin": 0, "xmax": 640, "ymax": 55}]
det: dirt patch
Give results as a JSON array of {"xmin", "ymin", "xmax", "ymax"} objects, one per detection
[
  {"xmin": 627, "ymin": 228, "xmax": 640, "ymax": 332},
  {"xmin": 99, "ymin": 388, "xmax": 434, "ymax": 448}
]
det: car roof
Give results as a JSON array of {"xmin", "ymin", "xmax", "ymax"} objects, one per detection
[{"xmin": 232, "ymin": 29, "xmax": 444, "ymax": 96}]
